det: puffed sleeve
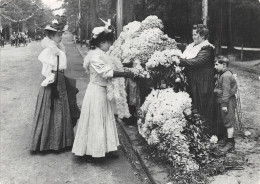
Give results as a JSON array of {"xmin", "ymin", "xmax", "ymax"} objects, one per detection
[
  {"xmin": 38, "ymin": 48, "xmax": 56, "ymax": 86},
  {"xmin": 38, "ymin": 48, "xmax": 56, "ymax": 76},
  {"xmin": 179, "ymin": 47, "xmax": 213, "ymax": 68},
  {"xmin": 91, "ymin": 54, "xmax": 114, "ymax": 79}
]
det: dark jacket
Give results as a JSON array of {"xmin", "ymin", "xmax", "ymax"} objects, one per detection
[
  {"xmin": 180, "ymin": 46, "xmax": 215, "ymax": 123},
  {"xmin": 214, "ymin": 69, "xmax": 237, "ymax": 107}
]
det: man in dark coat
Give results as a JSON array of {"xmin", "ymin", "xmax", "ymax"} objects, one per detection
[{"xmin": 179, "ymin": 25, "xmax": 215, "ymax": 132}]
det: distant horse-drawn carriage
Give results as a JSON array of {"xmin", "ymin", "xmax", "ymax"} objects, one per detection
[{"xmin": 11, "ymin": 32, "xmax": 27, "ymax": 47}]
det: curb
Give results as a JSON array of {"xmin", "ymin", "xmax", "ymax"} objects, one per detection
[{"xmin": 75, "ymin": 43, "xmax": 86, "ymax": 58}]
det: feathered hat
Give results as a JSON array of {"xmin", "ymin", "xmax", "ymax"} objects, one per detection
[
  {"xmin": 45, "ymin": 16, "xmax": 68, "ymax": 32},
  {"xmin": 92, "ymin": 18, "xmax": 114, "ymax": 38}
]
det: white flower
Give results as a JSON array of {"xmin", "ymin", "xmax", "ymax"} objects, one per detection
[
  {"xmin": 106, "ymin": 55, "xmax": 130, "ymax": 119},
  {"xmin": 244, "ymin": 130, "xmax": 252, "ymax": 136},
  {"xmin": 210, "ymin": 135, "xmax": 218, "ymax": 144}
]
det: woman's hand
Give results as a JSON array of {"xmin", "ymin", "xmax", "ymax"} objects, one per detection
[
  {"xmin": 124, "ymin": 71, "xmax": 135, "ymax": 78},
  {"xmin": 113, "ymin": 71, "xmax": 134, "ymax": 78}
]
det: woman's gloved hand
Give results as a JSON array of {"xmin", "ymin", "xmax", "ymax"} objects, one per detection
[{"xmin": 113, "ymin": 71, "xmax": 134, "ymax": 78}]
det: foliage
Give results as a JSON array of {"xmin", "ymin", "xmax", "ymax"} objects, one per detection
[
  {"xmin": 0, "ymin": 0, "xmax": 53, "ymax": 37},
  {"xmin": 63, "ymin": 0, "xmax": 115, "ymax": 39}
]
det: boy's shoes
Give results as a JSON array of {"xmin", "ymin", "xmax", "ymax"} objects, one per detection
[
  {"xmin": 218, "ymin": 137, "xmax": 227, "ymax": 147},
  {"xmin": 219, "ymin": 138, "xmax": 235, "ymax": 153}
]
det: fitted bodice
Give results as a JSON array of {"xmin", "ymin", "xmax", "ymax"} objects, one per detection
[
  {"xmin": 84, "ymin": 48, "xmax": 113, "ymax": 86},
  {"xmin": 89, "ymin": 64, "xmax": 110, "ymax": 86}
]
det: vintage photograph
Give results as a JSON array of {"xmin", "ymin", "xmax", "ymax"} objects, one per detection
[{"xmin": 0, "ymin": 0, "xmax": 260, "ymax": 183}]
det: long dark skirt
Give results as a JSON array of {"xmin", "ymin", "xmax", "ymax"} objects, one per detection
[{"xmin": 30, "ymin": 72, "xmax": 74, "ymax": 151}]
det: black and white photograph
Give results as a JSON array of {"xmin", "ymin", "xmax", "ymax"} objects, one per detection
[{"xmin": 0, "ymin": 0, "xmax": 260, "ymax": 183}]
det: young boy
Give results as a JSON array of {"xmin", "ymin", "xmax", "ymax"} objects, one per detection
[{"xmin": 214, "ymin": 56, "xmax": 238, "ymax": 153}]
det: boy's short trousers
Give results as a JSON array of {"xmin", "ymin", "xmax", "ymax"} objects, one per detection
[{"xmin": 218, "ymin": 96, "xmax": 237, "ymax": 128}]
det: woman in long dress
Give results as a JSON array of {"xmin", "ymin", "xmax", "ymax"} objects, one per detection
[
  {"xmin": 179, "ymin": 24, "xmax": 216, "ymax": 135},
  {"xmin": 30, "ymin": 21, "xmax": 74, "ymax": 151},
  {"xmin": 72, "ymin": 26, "xmax": 133, "ymax": 158}
]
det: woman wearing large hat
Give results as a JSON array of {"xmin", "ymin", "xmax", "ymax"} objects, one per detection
[{"xmin": 30, "ymin": 19, "xmax": 75, "ymax": 151}]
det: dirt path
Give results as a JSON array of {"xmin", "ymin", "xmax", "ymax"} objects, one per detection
[{"xmin": 0, "ymin": 33, "xmax": 144, "ymax": 184}]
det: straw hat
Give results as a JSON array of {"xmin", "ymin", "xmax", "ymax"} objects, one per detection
[{"xmin": 44, "ymin": 19, "xmax": 68, "ymax": 32}]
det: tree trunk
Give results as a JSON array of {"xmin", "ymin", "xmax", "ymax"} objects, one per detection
[
  {"xmin": 227, "ymin": 0, "xmax": 234, "ymax": 52},
  {"xmin": 116, "ymin": 0, "xmax": 123, "ymax": 37},
  {"xmin": 22, "ymin": 21, "xmax": 26, "ymax": 32},
  {"xmin": 215, "ymin": 0, "xmax": 223, "ymax": 54},
  {"xmin": 90, "ymin": 0, "xmax": 97, "ymax": 32},
  {"xmin": 9, "ymin": 22, "xmax": 12, "ymax": 42}
]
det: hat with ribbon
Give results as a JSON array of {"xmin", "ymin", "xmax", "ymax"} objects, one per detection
[
  {"xmin": 92, "ymin": 18, "xmax": 114, "ymax": 38},
  {"xmin": 45, "ymin": 18, "xmax": 68, "ymax": 32}
]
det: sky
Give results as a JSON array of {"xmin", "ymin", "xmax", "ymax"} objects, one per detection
[{"xmin": 41, "ymin": 0, "xmax": 65, "ymax": 15}]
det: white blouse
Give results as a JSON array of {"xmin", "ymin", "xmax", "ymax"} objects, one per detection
[
  {"xmin": 181, "ymin": 40, "xmax": 214, "ymax": 59},
  {"xmin": 38, "ymin": 37, "xmax": 67, "ymax": 86},
  {"xmin": 83, "ymin": 48, "xmax": 114, "ymax": 86}
]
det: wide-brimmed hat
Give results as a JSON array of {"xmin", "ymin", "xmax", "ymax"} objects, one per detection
[{"xmin": 44, "ymin": 19, "xmax": 68, "ymax": 32}]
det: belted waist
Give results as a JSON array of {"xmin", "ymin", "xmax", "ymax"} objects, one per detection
[
  {"xmin": 89, "ymin": 82, "xmax": 107, "ymax": 87},
  {"xmin": 52, "ymin": 70, "xmax": 64, "ymax": 73}
]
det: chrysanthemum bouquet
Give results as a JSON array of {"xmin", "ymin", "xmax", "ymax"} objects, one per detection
[
  {"xmin": 138, "ymin": 88, "xmax": 200, "ymax": 172},
  {"xmin": 146, "ymin": 49, "xmax": 187, "ymax": 91},
  {"xmin": 138, "ymin": 88, "xmax": 212, "ymax": 172},
  {"xmin": 108, "ymin": 15, "xmax": 178, "ymax": 78},
  {"xmin": 101, "ymin": 55, "xmax": 131, "ymax": 119}
]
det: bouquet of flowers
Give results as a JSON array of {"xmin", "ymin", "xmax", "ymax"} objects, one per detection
[
  {"xmin": 108, "ymin": 16, "xmax": 178, "ymax": 78},
  {"xmin": 123, "ymin": 59, "xmax": 150, "ymax": 78},
  {"xmin": 108, "ymin": 21, "xmax": 142, "ymax": 59},
  {"xmin": 138, "ymin": 88, "xmax": 200, "ymax": 172},
  {"xmin": 146, "ymin": 49, "xmax": 187, "ymax": 91},
  {"xmin": 101, "ymin": 55, "xmax": 131, "ymax": 119},
  {"xmin": 138, "ymin": 88, "xmax": 212, "ymax": 172}
]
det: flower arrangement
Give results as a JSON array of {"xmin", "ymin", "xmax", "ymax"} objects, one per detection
[
  {"xmin": 138, "ymin": 88, "xmax": 201, "ymax": 172},
  {"xmin": 138, "ymin": 88, "xmax": 214, "ymax": 173},
  {"xmin": 123, "ymin": 59, "xmax": 150, "ymax": 78},
  {"xmin": 139, "ymin": 15, "xmax": 164, "ymax": 31},
  {"xmin": 100, "ymin": 55, "xmax": 131, "ymax": 119},
  {"xmin": 108, "ymin": 15, "xmax": 178, "ymax": 78},
  {"xmin": 146, "ymin": 49, "xmax": 187, "ymax": 90}
]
